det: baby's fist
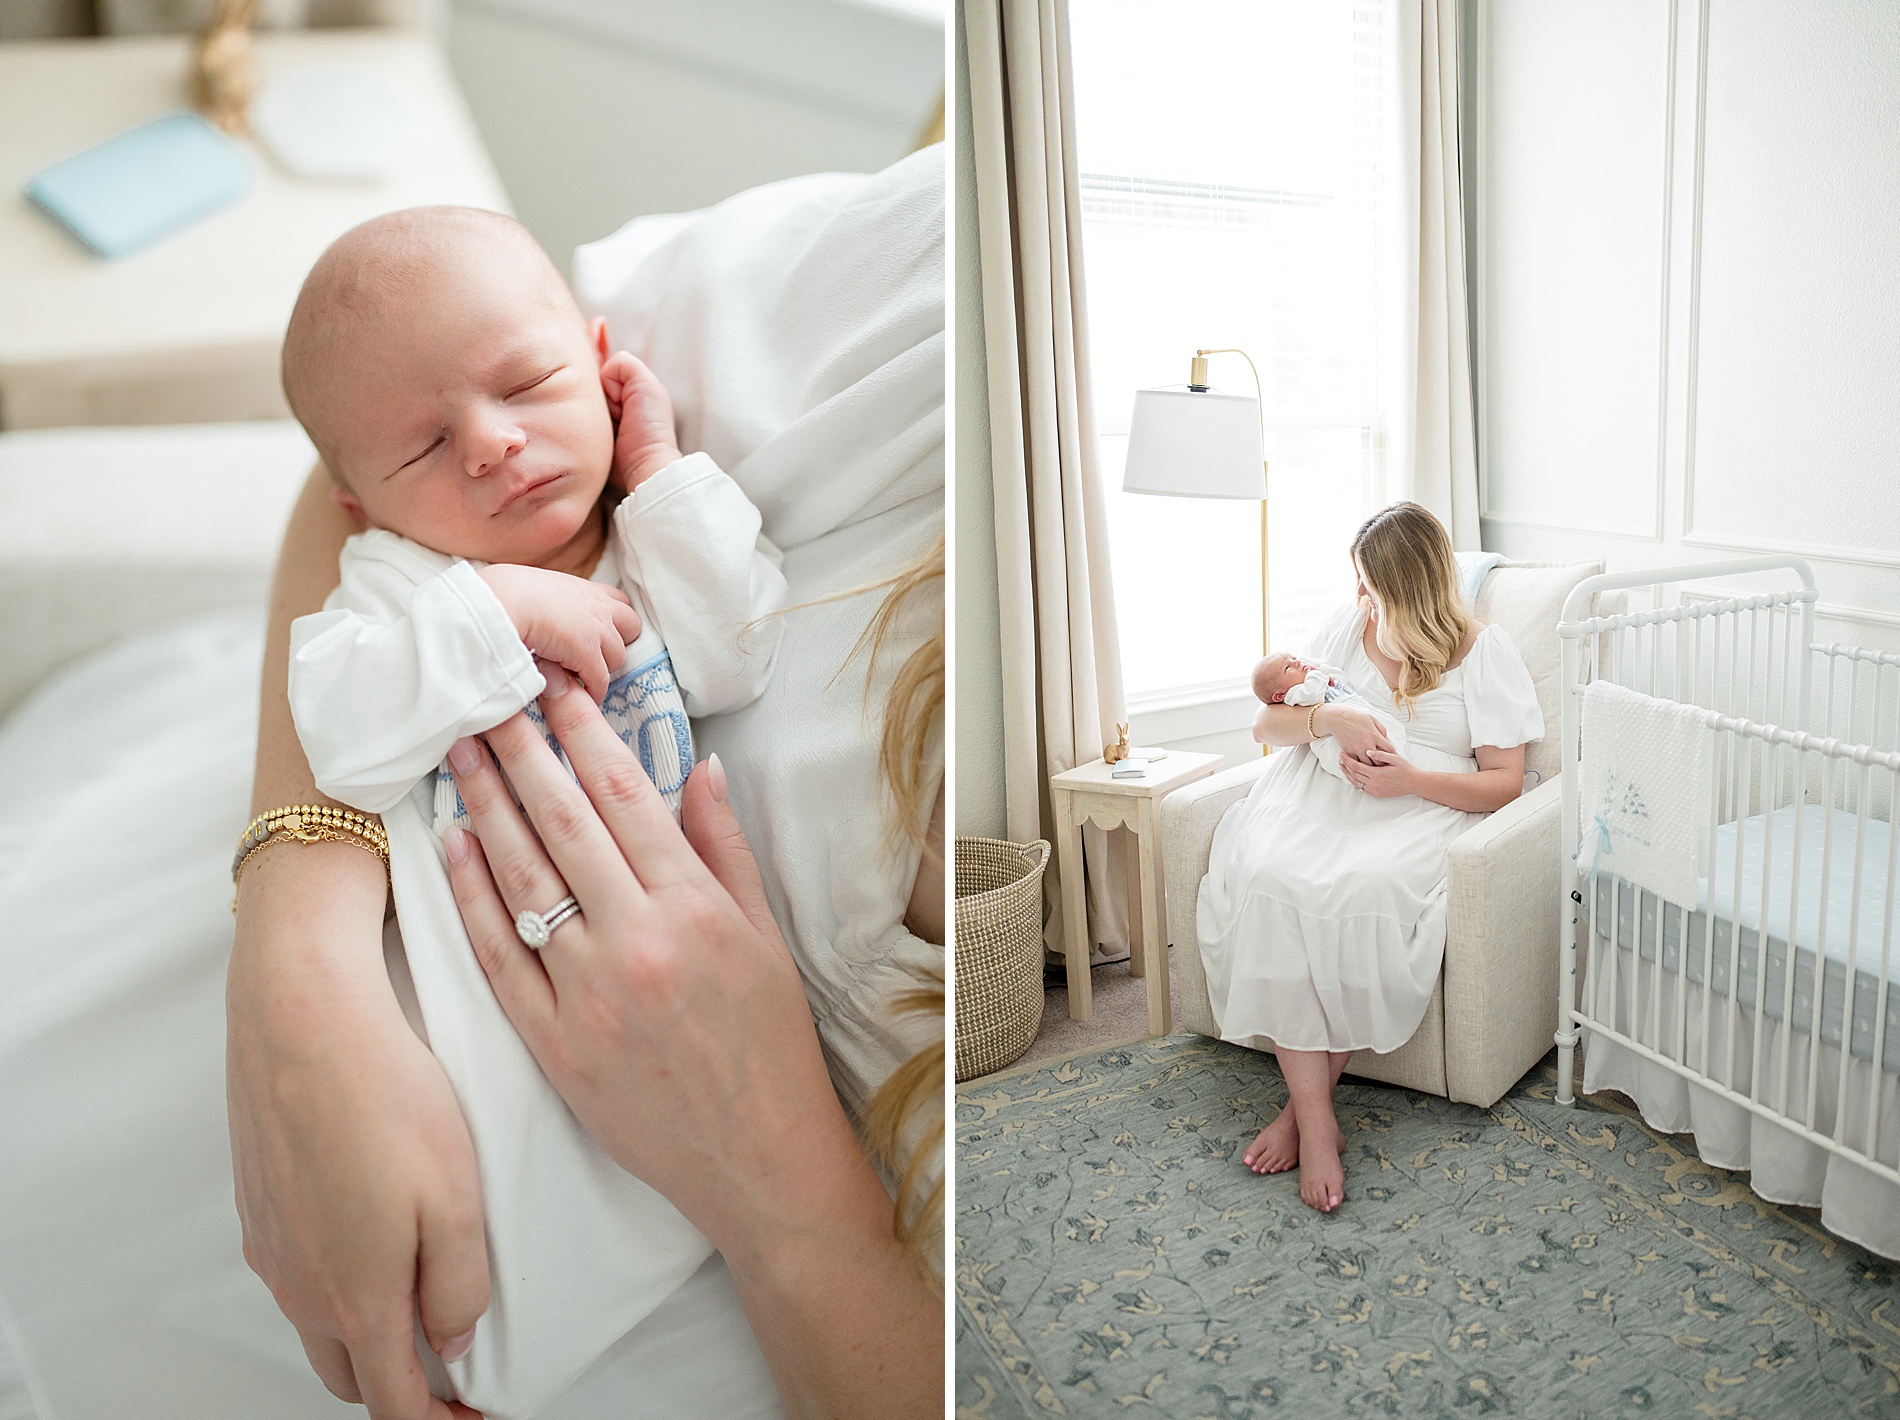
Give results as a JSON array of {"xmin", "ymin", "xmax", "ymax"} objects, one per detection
[{"xmin": 600, "ymin": 352, "xmax": 683, "ymax": 494}]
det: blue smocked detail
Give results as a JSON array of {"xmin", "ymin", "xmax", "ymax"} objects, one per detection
[{"xmin": 432, "ymin": 648, "xmax": 693, "ymax": 836}]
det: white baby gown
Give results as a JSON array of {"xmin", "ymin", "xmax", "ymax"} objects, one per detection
[
  {"xmin": 288, "ymin": 453, "xmax": 786, "ymax": 1419},
  {"xmin": 1197, "ymin": 604, "xmax": 1544, "ymax": 1054}
]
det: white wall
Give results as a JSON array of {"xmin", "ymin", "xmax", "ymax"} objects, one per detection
[
  {"xmin": 1471, "ymin": 0, "xmax": 1900, "ymax": 655},
  {"xmin": 445, "ymin": 0, "xmax": 941, "ymax": 269},
  {"xmin": 953, "ymin": 0, "xmax": 1006, "ymax": 839}
]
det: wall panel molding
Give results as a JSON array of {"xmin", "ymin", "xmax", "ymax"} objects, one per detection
[{"xmin": 1472, "ymin": 0, "xmax": 1671, "ymax": 541}]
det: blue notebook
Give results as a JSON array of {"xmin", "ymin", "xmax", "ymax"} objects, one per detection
[{"xmin": 26, "ymin": 111, "xmax": 253, "ymax": 261}]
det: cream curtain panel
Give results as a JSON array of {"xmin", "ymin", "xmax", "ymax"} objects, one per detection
[
  {"xmin": 1396, "ymin": 0, "xmax": 1481, "ymax": 549},
  {"xmin": 964, "ymin": 0, "xmax": 1128, "ymax": 961}
]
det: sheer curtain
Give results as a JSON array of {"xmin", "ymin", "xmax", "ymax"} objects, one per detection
[
  {"xmin": 965, "ymin": 0, "xmax": 1131, "ymax": 962},
  {"xmin": 1070, "ymin": 0, "xmax": 1479, "ymax": 704}
]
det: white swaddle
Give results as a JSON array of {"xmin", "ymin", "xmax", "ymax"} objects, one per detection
[
  {"xmin": 1297, "ymin": 685, "xmax": 1477, "ymax": 785},
  {"xmin": 288, "ymin": 463, "xmax": 785, "ymax": 1418}
]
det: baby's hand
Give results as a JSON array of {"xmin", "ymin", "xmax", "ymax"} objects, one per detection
[
  {"xmin": 478, "ymin": 564, "xmax": 642, "ymax": 701},
  {"xmin": 600, "ymin": 352, "xmax": 684, "ymax": 494}
]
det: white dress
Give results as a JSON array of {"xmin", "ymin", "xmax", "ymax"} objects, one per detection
[{"xmin": 1196, "ymin": 604, "xmax": 1544, "ymax": 1054}]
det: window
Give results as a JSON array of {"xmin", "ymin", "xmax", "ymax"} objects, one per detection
[{"xmin": 1071, "ymin": 0, "xmax": 1403, "ymax": 706}]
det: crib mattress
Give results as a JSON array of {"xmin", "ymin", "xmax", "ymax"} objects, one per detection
[{"xmin": 1587, "ymin": 805, "xmax": 1900, "ymax": 1071}]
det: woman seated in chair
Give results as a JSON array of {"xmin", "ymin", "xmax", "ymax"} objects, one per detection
[{"xmin": 1197, "ymin": 501, "xmax": 1544, "ymax": 1212}]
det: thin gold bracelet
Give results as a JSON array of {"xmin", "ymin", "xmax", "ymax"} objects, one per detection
[
  {"xmin": 231, "ymin": 804, "xmax": 390, "ymax": 913},
  {"xmin": 1307, "ymin": 704, "xmax": 1325, "ymax": 740}
]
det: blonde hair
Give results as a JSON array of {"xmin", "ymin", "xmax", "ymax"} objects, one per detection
[
  {"xmin": 1349, "ymin": 502, "xmax": 1472, "ymax": 711},
  {"xmin": 843, "ymin": 535, "xmax": 945, "ymax": 1266}
]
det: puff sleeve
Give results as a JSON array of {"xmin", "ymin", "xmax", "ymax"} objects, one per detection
[{"xmin": 1463, "ymin": 624, "xmax": 1546, "ymax": 750}]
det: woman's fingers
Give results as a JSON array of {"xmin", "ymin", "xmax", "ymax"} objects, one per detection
[
  {"xmin": 445, "ymin": 826, "xmax": 559, "ymax": 1035},
  {"xmin": 300, "ymin": 1333, "xmax": 362, "ymax": 1403},
  {"xmin": 475, "ymin": 713, "xmax": 645, "ymax": 912},
  {"xmin": 350, "ymin": 1322, "xmax": 468, "ymax": 1420},
  {"xmin": 414, "ymin": 1152, "xmax": 491, "ymax": 1365},
  {"xmin": 680, "ymin": 756, "xmax": 787, "ymax": 952},
  {"xmin": 537, "ymin": 667, "xmax": 704, "ymax": 889}
]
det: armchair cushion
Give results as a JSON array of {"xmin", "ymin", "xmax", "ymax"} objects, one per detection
[
  {"xmin": 1442, "ymin": 774, "xmax": 1564, "ymax": 1105},
  {"xmin": 1473, "ymin": 560, "xmax": 1603, "ymax": 787}
]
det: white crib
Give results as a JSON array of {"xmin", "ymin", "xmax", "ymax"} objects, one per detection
[{"xmin": 1555, "ymin": 555, "xmax": 1900, "ymax": 1255}]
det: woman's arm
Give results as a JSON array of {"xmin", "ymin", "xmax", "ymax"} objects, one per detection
[
  {"xmin": 1255, "ymin": 700, "xmax": 1396, "ymax": 759},
  {"xmin": 445, "ymin": 673, "xmax": 941, "ymax": 1420},
  {"xmin": 1341, "ymin": 742, "xmax": 1527, "ymax": 813},
  {"xmin": 229, "ymin": 465, "xmax": 488, "ymax": 1420}
]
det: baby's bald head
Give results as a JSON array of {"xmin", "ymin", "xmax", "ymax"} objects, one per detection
[
  {"xmin": 282, "ymin": 207, "xmax": 584, "ymax": 481},
  {"xmin": 276, "ymin": 205, "xmax": 618, "ymax": 567}
]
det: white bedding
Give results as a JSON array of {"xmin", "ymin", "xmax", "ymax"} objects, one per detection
[
  {"xmin": 1585, "ymin": 805, "xmax": 1900, "ymax": 1068},
  {"xmin": 1581, "ymin": 805, "xmax": 1900, "ymax": 1259}
]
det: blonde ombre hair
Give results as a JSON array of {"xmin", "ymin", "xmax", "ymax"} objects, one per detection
[
  {"xmin": 840, "ymin": 535, "xmax": 945, "ymax": 1269},
  {"xmin": 1349, "ymin": 502, "xmax": 1472, "ymax": 712}
]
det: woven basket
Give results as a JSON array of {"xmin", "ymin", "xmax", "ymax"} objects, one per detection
[{"xmin": 954, "ymin": 836, "xmax": 1051, "ymax": 1082}]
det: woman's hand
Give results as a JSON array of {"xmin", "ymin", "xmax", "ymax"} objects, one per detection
[
  {"xmin": 443, "ymin": 665, "xmax": 940, "ymax": 1419},
  {"xmin": 1339, "ymin": 746, "xmax": 1418, "ymax": 798},
  {"xmin": 1319, "ymin": 704, "xmax": 1396, "ymax": 762},
  {"xmin": 229, "ymin": 849, "xmax": 488, "ymax": 1420},
  {"xmin": 232, "ymin": 464, "xmax": 487, "ymax": 1420}
]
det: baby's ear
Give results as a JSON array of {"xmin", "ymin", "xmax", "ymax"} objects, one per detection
[
  {"xmin": 329, "ymin": 482, "xmax": 371, "ymax": 532},
  {"xmin": 590, "ymin": 317, "xmax": 610, "ymax": 366}
]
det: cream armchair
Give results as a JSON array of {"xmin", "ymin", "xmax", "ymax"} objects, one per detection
[{"xmin": 1159, "ymin": 561, "xmax": 1614, "ymax": 1110}]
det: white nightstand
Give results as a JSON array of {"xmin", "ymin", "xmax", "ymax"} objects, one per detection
[
  {"xmin": 0, "ymin": 29, "xmax": 508, "ymax": 429},
  {"xmin": 1049, "ymin": 750, "xmax": 1223, "ymax": 1037}
]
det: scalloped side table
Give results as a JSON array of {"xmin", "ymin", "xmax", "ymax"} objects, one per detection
[{"xmin": 1050, "ymin": 749, "xmax": 1223, "ymax": 1037}]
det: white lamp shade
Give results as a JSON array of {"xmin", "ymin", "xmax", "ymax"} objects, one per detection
[{"xmin": 1122, "ymin": 387, "xmax": 1265, "ymax": 499}]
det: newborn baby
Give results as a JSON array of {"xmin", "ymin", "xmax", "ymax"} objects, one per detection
[
  {"xmin": 281, "ymin": 206, "xmax": 786, "ymax": 1417},
  {"xmin": 1251, "ymin": 651, "xmax": 1410, "ymax": 783}
]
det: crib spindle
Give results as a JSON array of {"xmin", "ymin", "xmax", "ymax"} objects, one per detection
[
  {"xmin": 1750, "ymin": 735, "xmax": 1782, "ymax": 1108},
  {"xmin": 1831, "ymin": 762, "xmax": 1873, "ymax": 1143},
  {"xmin": 1700, "ymin": 725, "xmax": 1726, "ymax": 1080},
  {"xmin": 1870, "ymin": 762, "xmax": 1900, "ymax": 1160},
  {"xmin": 1794, "ymin": 754, "xmax": 1836, "ymax": 1125},
  {"xmin": 1725, "ymin": 722, "xmax": 1757, "ymax": 1090}
]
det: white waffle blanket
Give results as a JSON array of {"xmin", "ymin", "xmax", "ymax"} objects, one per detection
[{"xmin": 1578, "ymin": 680, "xmax": 1710, "ymax": 903}]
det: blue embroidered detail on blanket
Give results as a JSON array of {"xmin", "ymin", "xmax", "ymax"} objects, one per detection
[{"xmin": 431, "ymin": 649, "xmax": 693, "ymax": 835}]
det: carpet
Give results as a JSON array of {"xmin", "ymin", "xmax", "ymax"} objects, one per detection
[{"xmin": 956, "ymin": 1033, "xmax": 1900, "ymax": 1418}]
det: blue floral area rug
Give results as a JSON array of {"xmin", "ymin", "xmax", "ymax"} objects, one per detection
[{"xmin": 955, "ymin": 1034, "xmax": 1900, "ymax": 1419}]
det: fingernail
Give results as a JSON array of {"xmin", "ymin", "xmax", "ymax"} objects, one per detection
[
  {"xmin": 445, "ymin": 828, "xmax": 470, "ymax": 865},
  {"xmin": 440, "ymin": 1329, "xmax": 475, "ymax": 1362},
  {"xmin": 707, "ymin": 752, "xmax": 727, "ymax": 803},
  {"xmin": 541, "ymin": 665, "xmax": 570, "ymax": 698},
  {"xmin": 449, "ymin": 738, "xmax": 482, "ymax": 775}
]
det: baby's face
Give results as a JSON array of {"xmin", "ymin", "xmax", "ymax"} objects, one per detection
[
  {"xmin": 1255, "ymin": 653, "xmax": 1315, "ymax": 704},
  {"xmin": 303, "ymin": 246, "xmax": 614, "ymax": 567}
]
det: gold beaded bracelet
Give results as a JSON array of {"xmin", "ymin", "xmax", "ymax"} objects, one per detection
[
  {"xmin": 1307, "ymin": 703, "xmax": 1326, "ymax": 740},
  {"xmin": 231, "ymin": 804, "xmax": 390, "ymax": 913}
]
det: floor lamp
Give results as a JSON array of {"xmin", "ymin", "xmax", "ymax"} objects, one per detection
[{"xmin": 1123, "ymin": 348, "xmax": 1271, "ymax": 659}]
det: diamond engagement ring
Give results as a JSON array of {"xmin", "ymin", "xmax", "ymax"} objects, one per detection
[{"xmin": 514, "ymin": 894, "xmax": 582, "ymax": 950}]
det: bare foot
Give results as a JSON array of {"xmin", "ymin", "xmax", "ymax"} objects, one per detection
[
  {"xmin": 1243, "ymin": 1108, "xmax": 1300, "ymax": 1174},
  {"xmin": 1297, "ymin": 1119, "xmax": 1347, "ymax": 1212}
]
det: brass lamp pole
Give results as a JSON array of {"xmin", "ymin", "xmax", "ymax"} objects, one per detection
[{"xmin": 1191, "ymin": 348, "xmax": 1270, "ymax": 657}]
